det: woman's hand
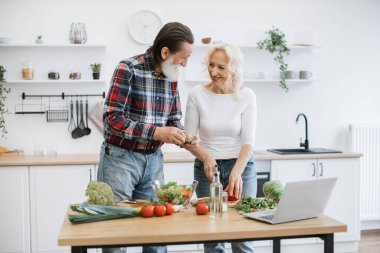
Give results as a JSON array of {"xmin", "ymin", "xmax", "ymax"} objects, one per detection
[
  {"xmin": 182, "ymin": 133, "xmax": 199, "ymax": 151},
  {"xmin": 203, "ymin": 156, "xmax": 217, "ymax": 181},
  {"xmin": 225, "ymin": 170, "xmax": 243, "ymax": 200}
]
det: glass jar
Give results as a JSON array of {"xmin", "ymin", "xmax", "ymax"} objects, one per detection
[
  {"xmin": 222, "ymin": 191, "xmax": 228, "ymax": 212},
  {"xmin": 22, "ymin": 59, "xmax": 33, "ymax": 80}
]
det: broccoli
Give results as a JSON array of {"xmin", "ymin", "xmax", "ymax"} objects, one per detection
[{"xmin": 85, "ymin": 181, "xmax": 116, "ymax": 206}]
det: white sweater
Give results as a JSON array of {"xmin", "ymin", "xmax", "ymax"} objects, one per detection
[{"xmin": 185, "ymin": 85, "xmax": 257, "ymax": 159}]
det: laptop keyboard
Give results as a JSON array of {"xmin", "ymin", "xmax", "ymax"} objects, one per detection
[{"xmin": 260, "ymin": 214, "xmax": 274, "ymax": 220}]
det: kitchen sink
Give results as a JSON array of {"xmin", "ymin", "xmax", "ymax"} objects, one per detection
[{"xmin": 267, "ymin": 148, "xmax": 342, "ymax": 155}]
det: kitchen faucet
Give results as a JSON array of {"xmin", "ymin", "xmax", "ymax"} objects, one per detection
[{"xmin": 296, "ymin": 113, "xmax": 309, "ymax": 150}]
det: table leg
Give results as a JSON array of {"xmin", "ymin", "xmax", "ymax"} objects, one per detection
[
  {"xmin": 324, "ymin": 234, "xmax": 334, "ymax": 253},
  {"xmin": 273, "ymin": 238, "xmax": 281, "ymax": 253},
  {"xmin": 72, "ymin": 246, "xmax": 87, "ymax": 253}
]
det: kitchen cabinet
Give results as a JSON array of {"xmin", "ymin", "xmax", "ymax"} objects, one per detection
[
  {"xmin": 0, "ymin": 166, "xmax": 30, "ymax": 253},
  {"xmin": 185, "ymin": 44, "xmax": 315, "ymax": 86},
  {"xmin": 29, "ymin": 165, "xmax": 96, "ymax": 253},
  {"xmin": 271, "ymin": 158, "xmax": 360, "ymax": 247}
]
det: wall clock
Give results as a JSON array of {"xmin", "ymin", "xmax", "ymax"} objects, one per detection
[{"xmin": 129, "ymin": 10, "xmax": 163, "ymax": 45}]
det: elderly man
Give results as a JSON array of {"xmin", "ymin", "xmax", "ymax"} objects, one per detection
[{"xmin": 98, "ymin": 22, "xmax": 197, "ymax": 253}]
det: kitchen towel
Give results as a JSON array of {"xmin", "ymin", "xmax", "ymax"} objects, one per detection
[{"xmin": 89, "ymin": 102, "xmax": 104, "ymax": 133}]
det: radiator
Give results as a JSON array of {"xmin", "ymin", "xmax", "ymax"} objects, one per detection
[{"xmin": 349, "ymin": 124, "xmax": 380, "ymax": 220}]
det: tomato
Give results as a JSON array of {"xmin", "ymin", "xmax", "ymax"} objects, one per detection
[
  {"xmin": 196, "ymin": 203, "xmax": 209, "ymax": 215},
  {"xmin": 225, "ymin": 190, "xmax": 239, "ymax": 201},
  {"xmin": 228, "ymin": 195, "xmax": 239, "ymax": 201},
  {"xmin": 141, "ymin": 205, "xmax": 154, "ymax": 218},
  {"xmin": 154, "ymin": 204, "xmax": 167, "ymax": 217},
  {"xmin": 165, "ymin": 203, "xmax": 174, "ymax": 215}
]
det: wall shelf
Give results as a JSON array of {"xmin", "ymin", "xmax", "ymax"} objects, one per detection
[
  {"xmin": 0, "ymin": 43, "xmax": 106, "ymax": 48},
  {"xmin": 193, "ymin": 44, "xmax": 316, "ymax": 50},
  {"xmin": 185, "ymin": 79, "xmax": 315, "ymax": 83},
  {"xmin": 6, "ymin": 79, "xmax": 106, "ymax": 84},
  {"xmin": 186, "ymin": 43, "xmax": 316, "ymax": 89}
]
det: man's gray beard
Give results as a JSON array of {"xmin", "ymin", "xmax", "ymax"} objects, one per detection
[{"xmin": 161, "ymin": 56, "xmax": 179, "ymax": 81}]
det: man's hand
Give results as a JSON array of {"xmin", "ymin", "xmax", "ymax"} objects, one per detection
[{"xmin": 153, "ymin": 126, "xmax": 186, "ymax": 145}]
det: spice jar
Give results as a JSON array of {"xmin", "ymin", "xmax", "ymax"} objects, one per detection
[
  {"xmin": 22, "ymin": 59, "xmax": 34, "ymax": 80},
  {"xmin": 222, "ymin": 191, "xmax": 228, "ymax": 212}
]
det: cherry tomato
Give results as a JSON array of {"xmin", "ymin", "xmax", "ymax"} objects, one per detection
[
  {"xmin": 228, "ymin": 195, "xmax": 239, "ymax": 201},
  {"xmin": 154, "ymin": 204, "xmax": 167, "ymax": 217},
  {"xmin": 166, "ymin": 203, "xmax": 174, "ymax": 215},
  {"xmin": 141, "ymin": 205, "xmax": 154, "ymax": 218},
  {"xmin": 196, "ymin": 203, "xmax": 209, "ymax": 215}
]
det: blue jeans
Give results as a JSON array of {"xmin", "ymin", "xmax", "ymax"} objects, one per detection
[
  {"xmin": 194, "ymin": 157, "xmax": 257, "ymax": 253},
  {"xmin": 98, "ymin": 142, "xmax": 167, "ymax": 253}
]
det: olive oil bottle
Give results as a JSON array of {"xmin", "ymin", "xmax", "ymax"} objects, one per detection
[{"xmin": 209, "ymin": 170, "xmax": 223, "ymax": 219}]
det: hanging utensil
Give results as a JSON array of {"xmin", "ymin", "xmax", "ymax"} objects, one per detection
[
  {"xmin": 71, "ymin": 99, "xmax": 83, "ymax": 138},
  {"xmin": 83, "ymin": 99, "xmax": 91, "ymax": 135},
  {"xmin": 68, "ymin": 100, "xmax": 76, "ymax": 133},
  {"xmin": 78, "ymin": 99, "xmax": 86, "ymax": 133}
]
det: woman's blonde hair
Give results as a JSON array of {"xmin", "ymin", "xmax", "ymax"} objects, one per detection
[{"xmin": 204, "ymin": 42, "xmax": 244, "ymax": 95}]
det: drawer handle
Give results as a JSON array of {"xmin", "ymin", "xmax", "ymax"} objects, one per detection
[
  {"xmin": 319, "ymin": 162, "xmax": 324, "ymax": 177},
  {"xmin": 312, "ymin": 162, "xmax": 316, "ymax": 177}
]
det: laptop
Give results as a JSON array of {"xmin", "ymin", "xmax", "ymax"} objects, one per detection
[{"xmin": 243, "ymin": 177, "xmax": 337, "ymax": 224}]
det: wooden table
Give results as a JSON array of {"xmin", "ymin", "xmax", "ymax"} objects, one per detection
[{"xmin": 58, "ymin": 207, "xmax": 346, "ymax": 253}]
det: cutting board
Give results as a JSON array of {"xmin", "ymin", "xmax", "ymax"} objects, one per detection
[{"xmin": 0, "ymin": 151, "xmax": 24, "ymax": 157}]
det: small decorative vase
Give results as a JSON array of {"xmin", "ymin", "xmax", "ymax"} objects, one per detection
[
  {"xmin": 35, "ymin": 36, "xmax": 43, "ymax": 44},
  {"xmin": 92, "ymin": 73, "xmax": 100, "ymax": 80},
  {"xmin": 69, "ymin": 23, "xmax": 87, "ymax": 44}
]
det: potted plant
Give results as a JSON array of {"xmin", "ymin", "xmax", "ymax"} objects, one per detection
[
  {"xmin": 0, "ymin": 66, "xmax": 11, "ymax": 138},
  {"xmin": 90, "ymin": 63, "xmax": 101, "ymax": 80},
  {"xmin": 257, "ymin": 27, "xmax": 290, "ymax": 92}
]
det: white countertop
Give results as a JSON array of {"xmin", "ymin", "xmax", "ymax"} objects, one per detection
[{"xmin": 0, "ymin": 151, "xmax": 362, "ymax": 167}]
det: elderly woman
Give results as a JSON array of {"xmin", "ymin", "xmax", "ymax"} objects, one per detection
[{"xmin": 184, "ymin": 42, "xmax": 257, "ymax": 253}]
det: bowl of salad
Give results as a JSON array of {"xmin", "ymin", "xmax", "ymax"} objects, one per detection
[{"xmin": 156, "ymin": 181, "xmax": 196, "ymax": 206}]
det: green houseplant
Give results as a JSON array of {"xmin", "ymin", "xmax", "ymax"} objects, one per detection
[
  {"xmin": 90, "ymin": 63, "xmax": 102, "ymax": 80},
  {"xmin": 0, "ymin": 66, "xmax": 11, "ymax": 138},
  {"xmin": 257, "ymin": 27, "xmax": 290, "ymax": 92}
]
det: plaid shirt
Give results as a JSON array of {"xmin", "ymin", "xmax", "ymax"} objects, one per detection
[{"xmin": 103, "ymin": 49, "xmax": 184, "ymax": 153}]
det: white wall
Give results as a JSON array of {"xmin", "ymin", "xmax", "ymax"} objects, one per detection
[{"xmin": 0, "ymin": 0, "xmax": 379, "ymax": 155}]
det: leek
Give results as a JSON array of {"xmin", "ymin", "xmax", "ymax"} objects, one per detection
[{"xmin": 69, "ymin": 203, "xmax": 141, "ymax": 224}]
